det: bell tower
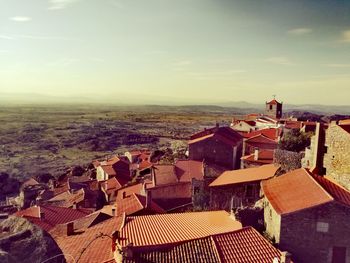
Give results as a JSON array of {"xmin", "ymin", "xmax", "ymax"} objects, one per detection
[{"xmin": 265, "ymin": 95, "xmax": 283, "ymax": 119}]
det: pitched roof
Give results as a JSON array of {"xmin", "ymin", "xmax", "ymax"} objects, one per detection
[
  {"xmin": 262, "ymin": 168, "xmax": 337, "ymax": 215},
  {"xmin": 210, "ymin": 164, "xmax": 279, "ymax": 187},
  {"xmin": 213, "ymin": 227, "xmax": 282, "ymax": 263},
  {"xmin": 243, "ymin": 128, "xmax": 281, "ymax": 140},
  {"xmin": 189, "ymin": 126, "xmax": 242, "ymax": 146},
  {"xmin": 312, "ymin": 175, "xmax": 350, "ymax": 208},
  {"xmin": 241, "ymin": 150, "xmax": 274, "ymax": 164},
  {"xmin": 118, "ymin": 210, "xmax": 242, "ymax": 247},
  {"xmin": 124, "ymin": 227, "xmax": 282, "ymax": 263},
  {"xmin": 152, "ymin": 165, "xmax": 178, "ymax": 185},
  {"xmin": 124, "ymin": 235, "xmax": 220, "ymax": 263},
  {"xmin": 51, "ymin": 216, "xmax": 124, "ymax": 263},
  {"xmin": 116, "ymin": 183, "xmax": 144, "ymax": 200},
  {"xmin": 46, "ymin": 189, "xmax": 85, "ymax": 207},
  {"xmin": 174, "ymin": 160, "xmax": 204, "ymax": 182},
  {"xmin": 22, "ymin": 177, "xmax": 40, "ymax": 188},
  {"xmin": 245, "ymin": 134, "xmax": 278, "ymax": 145},
  {"xmin": 15, "ymin": 205, "xmax": 90, "ymax": 231},
  {"xmin": 116, "ymin": 193, "xmax": 166, "ymax": 216},
  {"xmin": 266, "ymin": 99, "xmax": 281, "ymax": 105},
  {"xmin": 339, "ymin": 124, "xmax": 350, "ymax": 134}
]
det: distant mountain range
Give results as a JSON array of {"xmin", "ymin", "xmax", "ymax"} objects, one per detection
[{"xmin": 1, "ymin": 93, "xmax": 350, "ymax": 115}]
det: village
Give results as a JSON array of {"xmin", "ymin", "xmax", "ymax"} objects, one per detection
[{"xmin": 1, "ymin": 97, "xmax": 350, "ymax": 263}]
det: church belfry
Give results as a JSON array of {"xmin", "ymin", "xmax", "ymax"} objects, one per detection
[{"xmin": 265, "ymin": 96, "xmax": 283, "ymax": 119}]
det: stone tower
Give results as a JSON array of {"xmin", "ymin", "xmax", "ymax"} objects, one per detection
[{"xmin": 265, "ymin": 97, "xmax": 283, "ymax": 119}]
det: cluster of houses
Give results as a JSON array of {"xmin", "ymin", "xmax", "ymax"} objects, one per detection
[{"xmin": 1, "ymin": 98, "xmax": 350, "ymax": 263}]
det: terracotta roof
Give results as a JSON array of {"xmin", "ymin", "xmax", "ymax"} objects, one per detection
[
  {"xmin": 72, "ymin": 211, "xmax": 113, "ymax": 231},
  {"xmin": 262, "ymin": 168, "xmax": 334, "ymax": 215},
  {"xmin": 51, "ymin": 216, "xmax": 123, "ymax": 263},
  {"xmin": 46, "ymin": 189, "xmax": 85, "ymax": 207},
  {"xmin": 102, "ymin": 177, "xmax": 123, "ymax": 193},
  {"xmin": 174, "ymin": 160, "xmax": 204, "ymax": 182},
  {"xmin": 210, "ymin": 164, "xmax": 279, "ymax": 187},
  {"xmin": 339, "ymin": 119, "xmax": 350, "ymax": 125},
  {"xmin": 339, "ymin": 124, "xmax": 350, "ymax": 134},
  {"xmin": 152, "ymin": 165, "xmax": 177, "ymax": 185},
  {"xmin": 118, "ymin": 210, "xmax": 242, "ymax": 247},
  {"xmin": 213, "ymin": 227, "xmax": 282, "ymax": 263},
  {"xmin": 124, "ymin": 235, "xmax": 220, "ymax": 263},
  {"xmin": 313, "ymin": 175, "xmax": 350, "ymax": 207},
  {"xmin": 116, "ymin": 183, "xmax": 143, "ymax": 200},
  {"xmin": 241, "ymin": 150, "xmax": 274, "ymax": 164},
  {"xmin": 15, "ymin": 205, "xmax": 90, "ymax": 231},
  {"xmin": 245, "ymin": 134, "xmax": 278, "ymax": 145},
  {"xmin": 116, "ymin": 193, "xmax": 166, "ymax": 216},
  {"xmin": 266, "ymin": 99, "xmax": 281, "ymax": 105},
  {"xmin": 137, "ymin": 160, "xmax": 153, "ymax": 171},
  {"xmin": 284, "ymin": 121, "xmax": 303, "ymax": 130},
  {"xmin": 243, "ymin": 128, "xmax": 282, "ymax": 140},
  {"xmin": 123, "ymin": 227, "xmax": 282, "ymax": 263},
  {"xmin": 189, "ymin": 126, "xmax": 242, "ymax": 146}
]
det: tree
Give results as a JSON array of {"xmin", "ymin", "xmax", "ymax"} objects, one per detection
[{"xmin": 279, "ymin": 129, "xmax": 311, "ymax": 152}]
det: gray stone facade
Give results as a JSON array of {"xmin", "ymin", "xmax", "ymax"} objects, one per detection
[
  {"xmin": 264, "ymin": 201, "xmax": 350, "ymax": 263},
  {"xmin": 324, "ymin": 123, "xmax": 350, "ymax": 190}
]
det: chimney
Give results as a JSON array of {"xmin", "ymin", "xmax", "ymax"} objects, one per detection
[
  {"xmin": 66, "ymin": 222, "xmax": 74, "ymax": 236},
  {"xmin": 280, "ymin": 251, "xmax": 292, "ymax": 263},
  {"xmin": 254, "ymin": 149, "xmax": 259, "ymax": 161},
  {"xmin": 145, "ymin": 190, "xmax": 152, "ymax": 208},
  {"xmin": 72, "ymin": 202, "xmax": 77, "ymax": 209}
]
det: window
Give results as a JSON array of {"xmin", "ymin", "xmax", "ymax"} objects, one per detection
[
  {"xmin": 194, "ymin": 187, "xmax": 200, "ymax": 194},
  {"xmin": 269, "ymin": 105, "xmax": 273, "ymax": 110},
  {"xmin": 316, "ymin": 222, "xmax": 329, "ymax": 233}
]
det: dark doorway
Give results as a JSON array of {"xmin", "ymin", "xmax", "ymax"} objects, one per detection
[{"xmin": 332, "ymin": 246, "xmax": 346, "ymax": 263}]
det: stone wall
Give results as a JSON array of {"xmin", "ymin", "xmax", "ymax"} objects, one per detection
[
  {"xmin": 263, "ymin": 197, "xmax": 281, "ymax": 243},
  {"xmin": 189, "ymin": 138, "xmax": 242, "ymax": 170},
  {"xmin": 278, "ymin": 202, "xmax": 350, "ymax": 263},
  {"xmin": 324, "ymin": 123, "xmax": 350, "ymax": 190},
  {"xmin": 210, "ymin": 182, "xmax": 260, "ymax": 211}
]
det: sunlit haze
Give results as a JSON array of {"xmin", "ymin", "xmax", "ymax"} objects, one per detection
[{"xmin": 1, "ymin": 0, "xmax": 350, "ymax": 105}]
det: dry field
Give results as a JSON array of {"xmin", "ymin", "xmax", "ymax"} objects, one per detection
[{"xmin": 0, "ymin": 104, "xmax": 237, "ymax": 180}]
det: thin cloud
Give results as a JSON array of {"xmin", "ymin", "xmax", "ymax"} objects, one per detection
[
  {"xmin": 48, "ymin": 0, "xmax": 80, "ymax": 10},
  {"xmin": 10, "ymin": 16, "xmax": 32, "ymax": 22},
  {"xmin": 340, "ymin": 30, "xmax": 350, "ymax": 43},
  {"xmin": 0, "ymin": 35, "xmax": 14, "ymax": 40},
  {"xmin": 287, "ymin": 28, "xmax": 312, "ymax": 35},
  {"xmin": 324, "ymin": 63, "xmax": 350, "ymax": 68},
  {"xmin": 265, "ymin": 56, "xmax": 294, "ymax": 66}
]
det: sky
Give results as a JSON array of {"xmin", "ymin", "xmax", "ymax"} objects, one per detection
[{"xmin": 0, "ymin": 0, "xmax": 350, "ymax": 105}]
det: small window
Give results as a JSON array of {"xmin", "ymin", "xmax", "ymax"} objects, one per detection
[
  {"xmin": 316, "ymin": 222, "xmax": 329, "ymax": 233},
  {"xmin": 194, "ymin": 187, "xmax": 200, "ymax": 194},
  {"xmin": 269, "ymin": 105, "xmax": 273, "ymax": 110}
]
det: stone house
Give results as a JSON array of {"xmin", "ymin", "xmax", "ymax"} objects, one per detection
[
  {"xmin": 265, "ymin": 98, "xmax": 283, "ymax": 119},
  {"xmin": 188, "ymin": 125, "xmax": 243, "ymax": 170},
  {"xmin": 262, "ymin": 168, "xmax": 350, "ymax": 263},
  {"xmin": 324, "ymin": 120, "xmax": 350, "ymax": 190},
  {"xmin": 95, "ymin": 156, "xmax": 130, "ymax": 182},
  {"xmin": 231, "ymin": 120, "xmax": 257, "ymax": 133},
  {"xmin": 209, "ymin": 164, "xmax": 279, "ymax": 211}
]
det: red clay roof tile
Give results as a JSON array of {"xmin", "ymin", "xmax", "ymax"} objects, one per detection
[
  {"xmin": 210, "ymin": 164, "xmax": 279, "ymax": 187},
  {"xmin": 262, "ymin": 168, "xmax": 334, "ymax": 215}
]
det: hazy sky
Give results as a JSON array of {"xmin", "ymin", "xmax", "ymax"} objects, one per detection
[{"xmin": 1, "ymin": 0, "xmax": 350, "ymax": 105}]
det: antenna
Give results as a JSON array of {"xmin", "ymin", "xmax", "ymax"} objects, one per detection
[{"xmin": 272, "ymin": 94, "xmax": 276, "ymax": 99}]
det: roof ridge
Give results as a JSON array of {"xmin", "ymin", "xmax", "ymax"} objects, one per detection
[{"xmin": 304, "ymin": 169, "xmax": 335, "ymax": 202}]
